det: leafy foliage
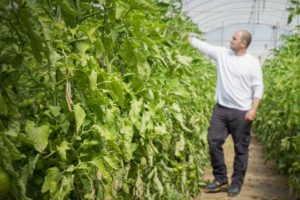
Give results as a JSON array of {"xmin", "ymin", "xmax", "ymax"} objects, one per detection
[
  {"xmin": 254, "ymin": 31, "xmax": 300, "ymax": 197},
  {"xmin": 288, "ymin": 0, "xmax": 300, "ymax": 24},
  {"xmin": 0, "ymin": 0, "xmax": 215, "ymax": 199}
]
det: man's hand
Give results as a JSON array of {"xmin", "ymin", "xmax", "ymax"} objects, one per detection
[
  {"xmin": 245, "ymin": 109, "xmax": 257, "ymax": 121},
  {"xmin": 188, "ymin": 33, "xmax": 199, "ymax": 44},
  {"xmin": 246, "ymin": 97, "xmax": 261, "ymax": 121}
]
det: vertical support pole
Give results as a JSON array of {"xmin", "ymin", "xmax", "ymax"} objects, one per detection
[{"xmin": 221, "ymin": 21, "xmax": 224, "ymax": 46}]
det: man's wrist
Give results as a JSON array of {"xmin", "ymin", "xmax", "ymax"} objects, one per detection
[{"xmin": 189, "ymin": 32, "xmax": 198, "ymax": 38}]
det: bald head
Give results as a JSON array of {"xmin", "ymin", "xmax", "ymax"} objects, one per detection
[
  {"xmin": 238, "ymin": 30, "xmax": 252, "ymax": 48},
  {"xmin": 230, "ymin": 30, "xmax": 253, "ymax": 54}
]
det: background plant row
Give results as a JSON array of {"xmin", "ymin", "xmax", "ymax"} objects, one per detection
[{"xmin": 254, "ymin": 5, "xmax": 300, "ymax": 196}]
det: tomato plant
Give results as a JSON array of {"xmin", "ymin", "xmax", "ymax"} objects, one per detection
[
  {"xmin": 254, "ymin": 32, "xmax": 300, "ymax": 197},
  {"xmin": 0, "ymin": 0, "xmax": 215, "ymax": 199}
]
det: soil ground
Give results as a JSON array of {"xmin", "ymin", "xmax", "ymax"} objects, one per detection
[{"xmin": 193, "ymin": 134, "xmax": 298, "ymax": 200}]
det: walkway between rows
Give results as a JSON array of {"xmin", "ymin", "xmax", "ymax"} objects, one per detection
[{"xmin": 194, "ymin": 135, "xmax": 296, "ymax": 200}]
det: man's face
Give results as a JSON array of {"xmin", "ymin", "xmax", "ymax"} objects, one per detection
[{"xmin": 230, "ymin": 32, "xmax": 244, "ymax": 51}]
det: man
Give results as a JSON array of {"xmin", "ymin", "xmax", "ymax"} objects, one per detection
[{"xmin": 188, "ymin": 30, "xmax": 264, "ymax": 197}]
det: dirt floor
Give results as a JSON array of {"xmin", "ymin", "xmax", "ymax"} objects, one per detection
[{"xmin": 193, "ymin": 135, "xmax": 297, "ymax": 200}]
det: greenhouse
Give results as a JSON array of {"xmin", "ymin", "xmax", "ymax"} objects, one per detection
[
  {"xmin": 183, "ymin": 0, "xmax": 300, "ymax": 61},
  {"xmin": 0, "ymin": 0, "xmax": 299, "ymax": 199}
]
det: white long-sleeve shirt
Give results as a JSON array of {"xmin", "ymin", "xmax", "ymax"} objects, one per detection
[{"xmin": 191, "ymin": 37, "xmax": 264, "ymax": 111}]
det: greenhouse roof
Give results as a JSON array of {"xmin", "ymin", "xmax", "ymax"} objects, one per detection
[{"xmin": 182, "ymin": 0, "xmax": 300, "ymax": 62}]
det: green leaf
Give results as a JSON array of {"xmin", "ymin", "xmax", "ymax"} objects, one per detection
[
  {"xmin": 111, "ymin": 78, "xmax": 125, "ymax": 108},
  {"xmin": 57, "ymin": 141, "xmax": 70, "ymax": 161},
  {"xmin": 57, "ymin": 174, "xmax": 74, "ymax": 199},
  {"xmin": 10, "ymin": 155, "xmax": 39, "ymax": 200},
  {"xmin": 3, "ymin": 135, "xmax": 26, "ymax": 160},
  {"xmin": 287, "ymin": 13, "xmax": 294, "ymax": 24},
  {"xmin": 140, "ymin": 111, "xmax": 153, "ymax": 136},
  {"xmin": 129, "ymin": 0, "xmax": 152, "ymax": 10},
  {"xmin": 42, "ymin": 167, "xmax": 63, "ymax": 193},
  {"xmin": 49, "ymin": 105, "xmax": 61, "ymax": 117},
  {"xmin": 153, "ymin": 172, "xmax": 163, "ymax": 195},
  {"xmin": 174, "ymin": 112, "xmax": 192, "ymax": 132},
  {"xmin": 61, "ymin": 120, "xmax": 70, "ymax": 134},
  {"xmin": 95, "ymin": 38, "xmax": 105, "ymax": 57},
  {"xmin": 171, "ymin": 103, "xmax": 181, "ymax": 113},
  {"xmin": 89, "ymin": 69, "xmax": 98, "ymax": 91},
  {"xmin": 74, "ymin": 103, "xmax": 86, "ymax": 132},
  {"xmin": 175, "ymin": 134, "xmax": 185, "ymax": 157},
  {"xmin": 89, "ymin": 157, "xmax": 110, "ymax": 178},
  {"xmin": 120, "ymin": 119, "xmax": 135, "ymax": 162},
  {"xmin": 115, "ymin": 1, "xmax": 129, "ymax": 19},
  {"xmin": 81, "ymin": 139, "xmax": 99, "ymax": 149},
  {"xmin": 53, "ymin": 0, "xmax": 83, "ymax": 16},
  {"xmin": 19, "ymin": 8, "xmax": 48, "ymax": 63},
  {"xmin": 172, "ymin": 103, "xmax": 192, "ymax": 132},
  {"xmin": 135, "ymin": 169, "xmax": 144, "ymax": 198},
  {"xmin": 118, "ymin": 40, "xmax": 136, "ymax": 66},
  {"xmin": 25, "ymin": 121, "xmax": 52, "ymax": 153},
  {"xmin": 129, "ymin": 98, "xmax": 143, "ymax": 124},
  {"xmin": 0, "ymin": 135, "xmax": 18, "ymax": 177},
  {"xmin": 76, "ymin": 41, "xmax": 91, "ymax": 55},
  {"xmin": 103, "ymin": 155, "xmax": 119, "ymax": 170},
  {"xmin": 147, "ymin": 167, "xmax": 156, "ymax": 180},
  {"xmin": 81, "ymin": 24, "xmax": 101, "ymax": 42},
  {"xmin": 137, "ymin": 62, "xmax": 151, "ymax": 81},
  {"xmin": 26, "ymin": 155, "xmax": 39, "ymax": 179},
  {"xmin": 176, "ymin": 55, "xmax": 193, "ymax": 66},
  {"xmin": 92, "ymin": 125, "xmax": 115, "ymax": 141},
  {"xmin": 66, "ymin": 165, "xmax": 75, "ymax": 172},
  {"xmin": 0, "ymin": 92, "xmax": 8, "ymax": 116}
]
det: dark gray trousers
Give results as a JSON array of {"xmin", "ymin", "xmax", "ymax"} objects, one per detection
[{"xmin": 208, "ymin": 103, "xmax": 252, "ymax": 188}]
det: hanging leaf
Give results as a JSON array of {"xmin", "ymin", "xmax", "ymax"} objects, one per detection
[
  {"xmin": 110, "ymin": 78, "xmax": 125, "ymax": 108},
  {"xmin": 79, "ymin": 24, "xmax": 102, "ymax": 42},
  {"xmin": 153, "ymin": 171, "xmax": 163, "ymax": 195},
  {"xmin": 53, "ymin": 0, "xmax": 83, "ymax": 16},
  {"xmin": 135, "ymin": 169, "xmax": 144, "ymax": 198},
  {"xmin": 175, "ymin": 134, "xmax": 185, "ymax": 157},
  {"xmin": 103, "ymin": 155, "xmax": 119, "ymax": 170},
  {"xmin": 115, "ymin": 0, "xmax": 129, "ymax": 19},
  {"xmin": 176, "ymin": 55, "xmax": 193, "ymax": 66},
  {"xmin": 74, "ymin": 103, "xmax": 86, "ymax": 132},
  {"xmin": 41, "ymin": 167, "xmax": 63, "ymax": 193},
  {"xmin": 56, "ymin": 141, "xmax": 70, "ymax": 161},
  {"xmin": 0, "ymin": 92, "xmax": 8, "ymax": 116},
  {"xmin": 129, "ymin": 0, "xmax": 153, "ymax": 10},
  {"xmin": 49, "ymin": 105, "xmax": 61, "ymax": 118},
  {"xmin": 89, "ymin": 69, "xmax": 98, "ymax": 90},
  {"xmin": 57, "ymin": 174, "xmax": 74, "ymax": 199},
  {"xmin": 3, "ymin": 135, "xmax": 26, "ymax": 160},
  {"xmin": 129, "ymin": 98, "xmax": 143, "ymax": 124},
  {"xmin": 89, "ymin": 157, "xmax": 110, "ymax": 179},
  {"xmin": 25, "ymin": 121, "xmax": 52, "ymax": 153},
  {"xmin": 92, "ymin": 125, "xmax": 115, "ymax": 141},
  {"xmin": 10, "ymin": 155, "xmax": 39, "ymax": 200}
]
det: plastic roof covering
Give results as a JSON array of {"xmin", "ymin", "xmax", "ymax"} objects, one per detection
[{"xmin": 182, "ymin": 0, "xmax": 300, "ymax": 62}]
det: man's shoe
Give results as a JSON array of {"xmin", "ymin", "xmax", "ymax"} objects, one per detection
[
  {"xmin": 227, "ymin": 185, "xmax": 240, "ymax": 197},
  {"xmin": 205, "ymin": 180, "xmax": 228, "ymax": 193}
]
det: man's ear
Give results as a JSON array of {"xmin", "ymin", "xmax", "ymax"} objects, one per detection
[{"xmin": 242, "ymin": 40, "xmax": 247, "ymax": 48}]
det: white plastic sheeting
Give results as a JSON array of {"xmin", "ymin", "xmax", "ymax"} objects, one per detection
[{"xmin": 182, "ymin": 0, "xmax": 300, "ymax": 62}]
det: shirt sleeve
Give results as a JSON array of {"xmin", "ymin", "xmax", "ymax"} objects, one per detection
[
  {"xmin": 251, "ymin": 63, "xmax": 264, "ymax": 99},
  {"xmin": 190, "ymin": 36, "xmax": 223, "ymax": 61}
]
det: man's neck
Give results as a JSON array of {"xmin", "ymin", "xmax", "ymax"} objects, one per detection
[{"xmin": 234, "ymin": 49, "xmax": 247, "ymax": 56}]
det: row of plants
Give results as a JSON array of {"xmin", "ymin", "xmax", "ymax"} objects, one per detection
[
  {"xmin": 0, "ymin": 0, "xmax": 216, "ymax": 199},
  {"xmin": 254, "ymin": 2, "xmax": 300, "ymax": 196}
]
